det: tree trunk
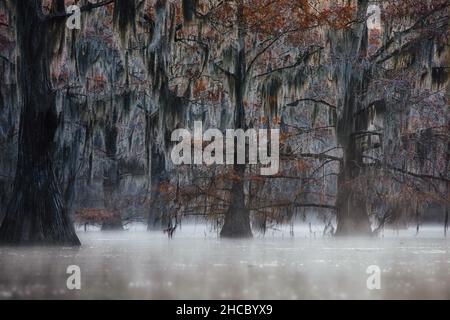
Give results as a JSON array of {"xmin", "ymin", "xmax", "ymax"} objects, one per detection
[
  {"xmin": 101, "ymin": 107, "xmax": 123, "ymax": 231},
  {"xmin": 332, "ymin": 0, "xmax": 372, "ymax": 236},
  {"xmin": 220, "ymin": 3, "xmax": 252, "ymax": 238},
  {"xmin": 334, "ymin": 144, "xmax": 372, "ymax": 236},
  {"xmin": 220, "ymin": 163, "xmax": 252, "ymax": 238},
  {"xmin": 334, "ymin": 76, "xmax": 373, "ymax": 236},
  {"xmin": 0, "ymin": 1, "xmax": 80, "ymax": 245},
  {"xmin": 147, "ymin": 144, "xmax": 169, "ymax": 230},
  {"xmin": 335, "ymin": 89, "xmax": 372, "ymax": 236}
]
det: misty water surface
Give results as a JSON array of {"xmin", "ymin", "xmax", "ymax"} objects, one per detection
[{"xmin": 0, "ymin": 224, "xmax": 449, "ymax": 299}]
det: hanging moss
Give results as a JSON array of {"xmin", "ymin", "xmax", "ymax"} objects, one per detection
[
  {"xmin": 328, "ymin": 107, "xmax": 337, "ymax": 127},
  {"xmin": 431, "ymin": 67, "xmax": 449, "ymax": 87},
  {"xmin": 261, "ymin": 76, "xmax": 282, "ymax": 120},
  {"xmin": 161, "ymin": 91, "xmax": 187, "ymax": 149},
  {"xmin": 47, "ymin": 0, "xmax": 66, "ymax": 57},
  {"xmin": 121, "ymin": 90, "xmax": 132, "ymax": 114},
  {"xmin": 182, "ymin": 0, "xmax": 198, "ymax": 22},
  {"xmin": 113, "ymin": 0, "xmax": 136, "ymax": 44},
  {"xmin": 119, "ymin": 158, "xmax": 146, "ymax": 176}
]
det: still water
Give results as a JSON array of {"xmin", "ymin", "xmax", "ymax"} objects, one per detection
[{"xmin": 0, "ymin": 224, "xmax": 449, "ymax": 299}]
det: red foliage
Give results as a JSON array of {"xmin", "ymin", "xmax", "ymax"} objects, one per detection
[
  {"xmin": 382, "ymin": 0, "xmax": 448, "ymax": 20},
  {"xmin": 75, "ymin": 208, "xmax": 115, "ymax": 225},
  {"xmin": 87, "ymin": 73, "xmax": 107, "ymax": 92}
]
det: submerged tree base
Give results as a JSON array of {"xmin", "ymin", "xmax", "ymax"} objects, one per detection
[
  {"xmin": 0, "ymin": 166, "xmax": 81, "ymax": 247},
  {"xmin": 334, "ymin": 224, "xmax": 374, "ymax": 237},
  {"xmin": 101, "ymin": 220, "xmax": 124, "ymax": 231},
  {"xmin": 220, "ymin": 228, "xmax": 253, "ymax": 238},
  {"xmin": 334, "ymin": 212, "xmax": 373, "ymax": 237},
  {"xmin": 220, "ymin": 210, "xmax": 253, "ymax": 238},
  {"xmin": 0, "ymin": 237, "xmax": 81, "ymax": 246},
  {"xmin": 0, "ymin": 219, "xmax": 81, "ymax": 246}
]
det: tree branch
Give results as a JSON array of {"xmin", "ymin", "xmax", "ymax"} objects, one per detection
[
  {"xmin": 286, "ymin": 98, "xmax": 336, "ymax": 109},
  {"xmin": 47, "ymin": 0, "xmax": 115, "ymax": 21}
]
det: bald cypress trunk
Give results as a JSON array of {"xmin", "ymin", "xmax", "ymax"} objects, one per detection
[
  {"xmin": 334, "ymin": 66, "xmax": 372, "ymax": 236},
  {"xmin": 101, "ymin": 107, "xmax": 124, "ymax": 231},
  {"xmin": 220, "ymin": 163, "xmax": 252, "ymax": 238},
  {"xmin": 332, "ymin": 0, "xmax": 372, "ymax": 236},
  {"xmin": 220, "ymin": 2, "xmax": 252, "ymax": 238},
  {"xmin": 0, "ymin": 2, "xmax": 80, "ymax": 245},
  {"xmin": 220, "ymin": 80, "xmax": 252, "ymax": 237},
  {"xmin": 334, "ymin": 74, "xmax": 373, "ymax": 237},
  {"xmin": 334, "ymin": 129, "xmax": 372, "ymax": 236},
  {"xmin": 147, "ymin": 143, "xmax": 169, "ymax": 230}
]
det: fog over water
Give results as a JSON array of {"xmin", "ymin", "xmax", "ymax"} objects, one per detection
[{"xmin": 0, "ymin": 224, "xmax": 449, "ymax": 299}]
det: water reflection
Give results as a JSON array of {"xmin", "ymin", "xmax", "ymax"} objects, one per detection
[{"xmin": 0, "ymin": 225, "xmax": 449, "ymax": 299}]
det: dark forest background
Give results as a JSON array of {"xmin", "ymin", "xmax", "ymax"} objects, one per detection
[{"xmin": 0, "ymin": 0, "xmax": 448, "ymax": 245}]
